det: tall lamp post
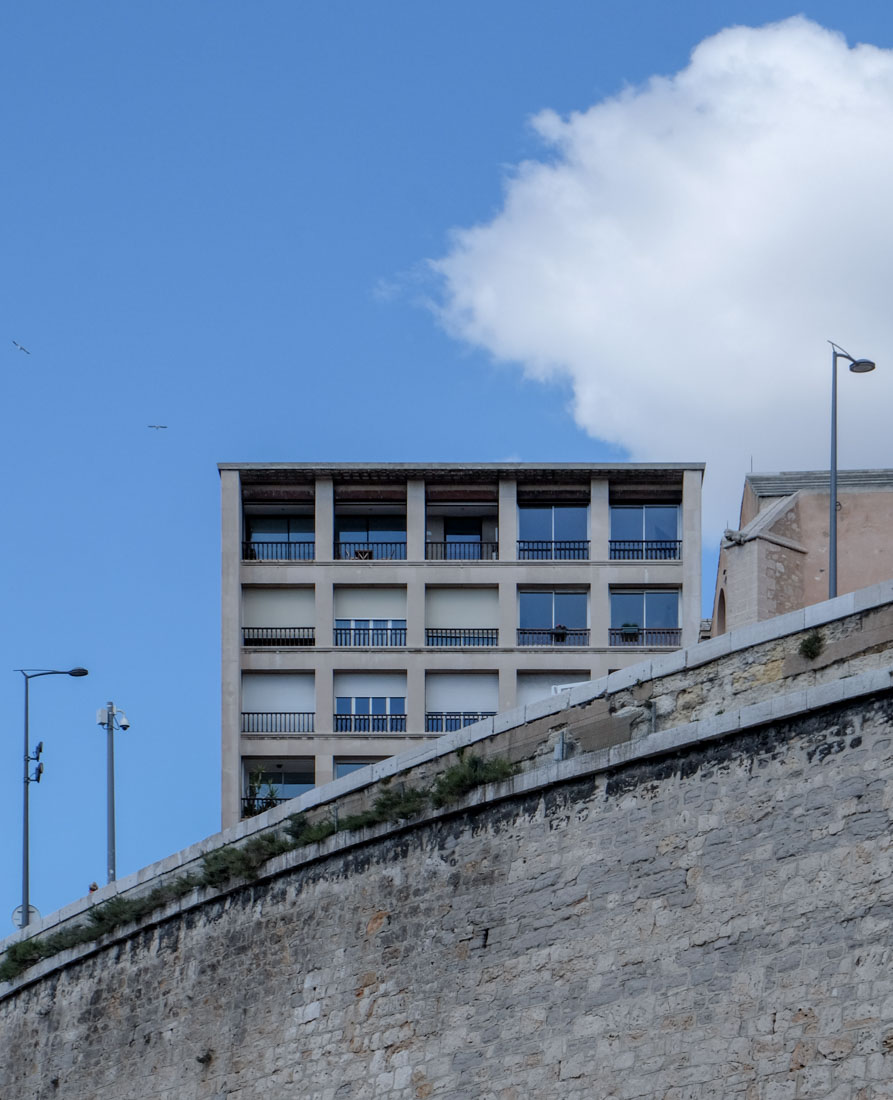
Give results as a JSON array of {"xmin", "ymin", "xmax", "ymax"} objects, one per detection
[
  {"xmin": 96, "ymin": 702, "xmax": 130, "ymax": 884},
  {"xmin": 828, "ymin": 342, "xmax": 876, "ymax": 599},
  {"xmin": 15, "ymin": 667, "xmax": 89, "ymax": 929}
]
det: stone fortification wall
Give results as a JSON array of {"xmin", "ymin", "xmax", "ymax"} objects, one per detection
[{"xmin": 3, "ymin": 584, "xmax": 893, "ymax": 1098}]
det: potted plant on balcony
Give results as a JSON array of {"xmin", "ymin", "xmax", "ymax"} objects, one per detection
[
  {"xmin": 620, "ymin": 622, "xmax": 641, "ymax": 642},
  {"xmin": 552, "ymin": 623, "xmax": 568, "ymax": 644}
]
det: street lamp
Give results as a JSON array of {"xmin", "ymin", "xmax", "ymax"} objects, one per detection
[
  {"xmin": 96, "ymin": 702, "xmax": 130, "ymax": 884},
  {"xmin": 828, "ymin": 342, "xmax": 877, "ymax": 599},
  {"xmin": 15, "ymin": 667, "xmax": 88, "ymax": 929}
]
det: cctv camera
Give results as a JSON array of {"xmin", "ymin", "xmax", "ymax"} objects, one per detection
[{"xmin": 118, "ymin": 712, "xmax": 131, "ymax": 731}]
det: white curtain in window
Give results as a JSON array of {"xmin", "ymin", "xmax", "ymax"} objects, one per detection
[
  {"xmin": 516, "ymin": 671, "xmax": 591, "ymax": 707},
  {"xmin": 241, "ymin": 672, "xmax": 315, "ymax": 711},
  {"xmin": 425, "ymin": 587, "xmax": 498, "ymax": 627},
  {"xmin": 333, "ymin": 587, "xmax": 406, "ymax": 617},
  {"xmin": 242, "ymin": 587, "xmax": 314, "ymax": 627},
  {"xmin": 333, "ymin": 671, "xmax": 407, "ymax": 697},
  {"xmin": 425, "ymin": 672, "xmax": 498, "ymax": 711}
]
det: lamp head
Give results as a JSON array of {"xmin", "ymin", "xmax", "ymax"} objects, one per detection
[
  {"xmin": 68, "ymin": 668, "xmax": 89, "ymax": 677},
  {"xmin": 849, "ymin": 359, "xmax": 876, "ymax": 373}
]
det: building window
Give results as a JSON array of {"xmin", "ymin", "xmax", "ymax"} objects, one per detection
[
  {"xmin": 334, "ymin": 618, "xmax": 407, "ymax": 646},
  {"xmin": 609, "ymin": 590, "xmax": 680, "ymax": 646},
  {"xmin": 334, "ymin": 696, "xmax": 406, "ymax": 732},
  {"xmin": 609, "ymin": 506, "xmax": 680, "ymax": 560},
  {"xmin": 244, "ymin": 515, "xmax": 314, "ymax": 561},
  {"xmin": 518, "ymin": 505, "xmax": 589, "ymax": 559},
  {"xmin": 335, "ymin": 516, "xmax": 407, "ymax": 560},
  {"xmin": 242, "ymin": 758, "xmax": 315, "ymax": 818},
  {"xmin": 334, "ymin": 757, "xmax": 387, "ymax": 780},
  {"xmin": 518, "ymin": 590, "xmax": 589, "ymax": 645}
]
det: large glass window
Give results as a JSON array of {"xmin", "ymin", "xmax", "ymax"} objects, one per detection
[
  {"xmin": 518, "ymin": 506, "xmax": 589, "ymax": 559},
  {"xmin": 245, "ymin": 515, "xmax": 314, "ymax": 560},
  {"xmin": 335, "ymin": 516, "xmax": 407, "ymax": 559},
  {"xmin": 334, "ymin": 758, "xmax": 387, "ymax": 779},
  {"xmin": 610, "ymin": 590, "xmax": 680, "ymax": 646},
  {"xmin": 610, "ymin": 506, "xmax": 680, "ymax": 560},
  {"xmin": 519, "ymin": 591, "xmax": 589, "ymax": 645},
  {"xmin": 242, "ymin": 759, "xmax": 314, "ymax": 817},
  {"xmin": 334, "ymin": 696, "xmax": 406, "ymax": 732}
]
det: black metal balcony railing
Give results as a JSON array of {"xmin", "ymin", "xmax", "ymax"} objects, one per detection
[
  {"xmin": 242, "ymin": 627, "xmax": 315, "ymax": 647},
  {"xmin": 242, "ymin": 795, "xmax": 288, "ymax": 817},
  {"xmin": 517, "ymin": 628, "xmax": 590, "ymax": 646},
  {"xmin": 242, "ymin": 541, "xmax": 315, "ymax": 561},
  {"xmin": 609, "ymin": 539, "xmax": 682, "ymax": 561},
  {"xmin": 425, "ymin": 628, "xmax": 499, "ymax": 647},
  {"xmin": 241, "ymin": 712, "xmax": 315, "ymax": 733},
  {"xmin": 334, "ymin": 713, "xmax": 407, "ymax": 733},
  {"xmin": 335, "ymin": 541, "xmax": 407, "ymax": 560},
  {"xmin": 425, "ymin": 711, "xmax": 497, "ymax": 733},
  {"xmin": 609, "ymin": 627, "xmax": 682, "ymax": 647},
  {"xmin": 425, "ymin": 541, "xmax": 499, "ymax": 561},
  {"xmin": 517, "ymin": 540, "xmax": 590, "ymax": 560},
  {"xmin": 333, "ymin": 626, "xmax": 406, "ymax": 647}
]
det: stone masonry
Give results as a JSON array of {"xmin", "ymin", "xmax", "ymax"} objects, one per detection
[{"xmin": 3, "ymin": 583, "xmax": 893, "ymax": 1099}]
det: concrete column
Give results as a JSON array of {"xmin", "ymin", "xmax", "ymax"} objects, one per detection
[
  {"xmin": 315, "ymin": 657, "xmax": 334, "ymax": 737},
  {"xmin": 220, "ymin": 469, "xmax": 243, "ymax": 828},
  {"xmin": 315, "ymin": 477, "xmax": 334, "ymax": 561},
  {"xmin": 315, "ymin": 579, "xmax": 334, "ymax": 648},
  {"xmin": 406, "ymin": 661, "xmax": 425, "ymax": 736},
  {"xmin": 498, "ymin": 580, "xmax": 516, "ymax": 651},
  {"xmin": 498, "ymin": 478, "xmax": 518, "ymax": 561},
  {"xmin": 498, "ymin": 665, "xmax": 516, "ymax": 713},
  {"xmin": 590, "ymin": 577, "xmax": 611, "ymax": 651},
  {"xmin": 590, "ymin": 478, "xmax": 610, "ymax": 560},
  {"xmin": 315, "ymin": 755, "xmax": 334, "ymax": 788},
  {"xmin": 406, "ymin": 578, "xmax": 425, "ymax": 647},
  {"xmin": 681, "ymin": 468, "xmax": 703, "ymax": 647},
  {"xmin": 407, "ymin": 479, "xmax": 426, "ymax": 561}
]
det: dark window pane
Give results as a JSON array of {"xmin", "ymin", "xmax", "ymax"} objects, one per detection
[
  {"xmin": 518, "ymin": 507, "xmax": 551, "ymax": 541},
  {"xmin": 610, "ymin": 507, "xmax": 643, "ymax": 541},
  {"xmin": 445, "ymin": 517, "xmax": 482, "ymax": 541},
  {"xmin": 390, "ymin": 697, "xmax": 405, "ymax": 714},
  {"xmin": 287, "ymin": 516, "xmax": 314, "ymax": 542},
  {"xmin": 371, "ymin": 697, "xmax": 387, "ymax": 714},
  {"xmin": 335, "ymin": 697, "xmax": 351, "ymax": 714},
  {"xmin": 554, "ymin": 592, "xmax": 587, "ymax": 628},
  {"xmin": 335, "ymin": 619, "xmax": 349, "ymax": 629},
  {"xmin": 369, "ymin": 515, "xmax": 406, "ymax": 541},
  {"xmin": 247, "ymin": 516, "xmax": 288, "ymax": 540},
  {"xmin": 355, "ymin": 697, "xmax": 370, "ymax": 715},
  {"xmin": 335, "ymin": 760, "xmax": 374, "ymax": 779},
  {"xmin": 553, "ymin": 506, "xmax": 588, "ymax": 541},
  {"xmin": 611, "ymin": 592, "xmax": 643, "ymax": 627},
  {"xmin": 645, "ymin": 591, "xmax": 678, "ymax": 628},
  {"xmin": 520, "ymin": 591, "xmax": 553, "ymax": 629},
  {"xmin": 644, "ymin": 507, "xmax": 678, "ymax": 542},
  {"xmin": 335, "ymin": 520, "xmax": 367, "ymax": 542}
]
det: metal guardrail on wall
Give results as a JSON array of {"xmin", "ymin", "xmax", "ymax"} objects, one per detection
[{"xmin": 241, "ymin": 712, "xmax": 316, "ymax": 733}]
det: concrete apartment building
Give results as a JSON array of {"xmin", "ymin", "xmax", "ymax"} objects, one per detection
[
  {"xmin": 220, "ymin": 462, "xmax": 703, "ymax": 826},
  {"xmin": 711, "ymin": 469, "xmax": 893, "ymax": 635}
]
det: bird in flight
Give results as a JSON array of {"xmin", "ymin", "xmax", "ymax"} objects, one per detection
[
  {"xmin": 12, "ymin": 340, "xmax": 30, "ymax": 354},
  {"xmin": 147, "ymin": 425, "xmax": 168, "ymax": 430}
]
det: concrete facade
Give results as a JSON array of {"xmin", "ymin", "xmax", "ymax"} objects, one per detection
[
  {"xmin": 220, "ymin": 462, "xmax": 704, "ymax": 827},
  {"xmin": 711, "ymin": 469, "xmax": 893, "ymax": 636},
  {"xmin": 4, "ymin": 584, "xmax": 893, "ymax": 1099}
]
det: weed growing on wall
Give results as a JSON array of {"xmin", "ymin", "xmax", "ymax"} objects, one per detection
[{"xmin": 0, "ymin": 755, "xmax": 516, "ymax": 982}]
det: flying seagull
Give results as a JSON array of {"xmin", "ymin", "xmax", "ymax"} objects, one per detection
[
  {"xmin": 148, "ymin": 425, "xmax": 168, "ymax": 430},
  {"xmin": 12, "ymin": 340, "xmax": 30, "ymax": 354}
]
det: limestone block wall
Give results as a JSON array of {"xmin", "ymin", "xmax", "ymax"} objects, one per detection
[{"xmin": 2, "ymin": 675, "xmax": 893, "ymax": 1099}]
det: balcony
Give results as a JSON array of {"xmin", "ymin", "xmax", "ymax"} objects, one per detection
[
  {"xmin": 609, "ymin": 540, "xmax": 681, "ymax": 561},
  {"xmin": 608, "ymin": 627, "xmax": 682, "ymax": 647},
  {"xmin": 334, "ymin": 625, "xmax": 406, "ymax": 647},
  {"xmin": 241, "ymin": 712, "xmax": 315, "ymax": 733},
  {"xmin": 242, "ymin": 541, "xmax": 314, "ymax": 561},
  {"xmin": 333, "ymin": 713, "xmax": 407, "ymax": 733},
  {"xmin": 517, "ymin": 540, "xmax": 589, "ymax": 560},
  {"xmin": 242, "ymin": 627, "xmax": 315, "ymax": 647},
  {"xmin": 242, "ymin": 795, "xmax": 288, "ymax": 817},
  {"xmin": 425, "ymin": 711, "xmax": 497, "ymax": 733},
  {"xmin": 335, "ymin": 541, "xmax": 407, "ymax": 560},
  {"xmin": 425, "ymin": 627, "xmax": 498, "ymax": 647},
  {"xmin": 425, "ymin": 541, "xmax": 499, "ymax": 561},
  {"xmin": 517, "ymin": 628, "xmax": 590, "ymax": 646}
]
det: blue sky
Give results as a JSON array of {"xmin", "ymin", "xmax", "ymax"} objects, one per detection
[{"xmin": 3, "ymin": 1, "xmax": 892, "ymax": 928}]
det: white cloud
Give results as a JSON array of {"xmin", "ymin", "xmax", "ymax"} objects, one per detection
[{"xmin": 432, "ymin": 17, "xmax": 893, "ymax": 537}]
